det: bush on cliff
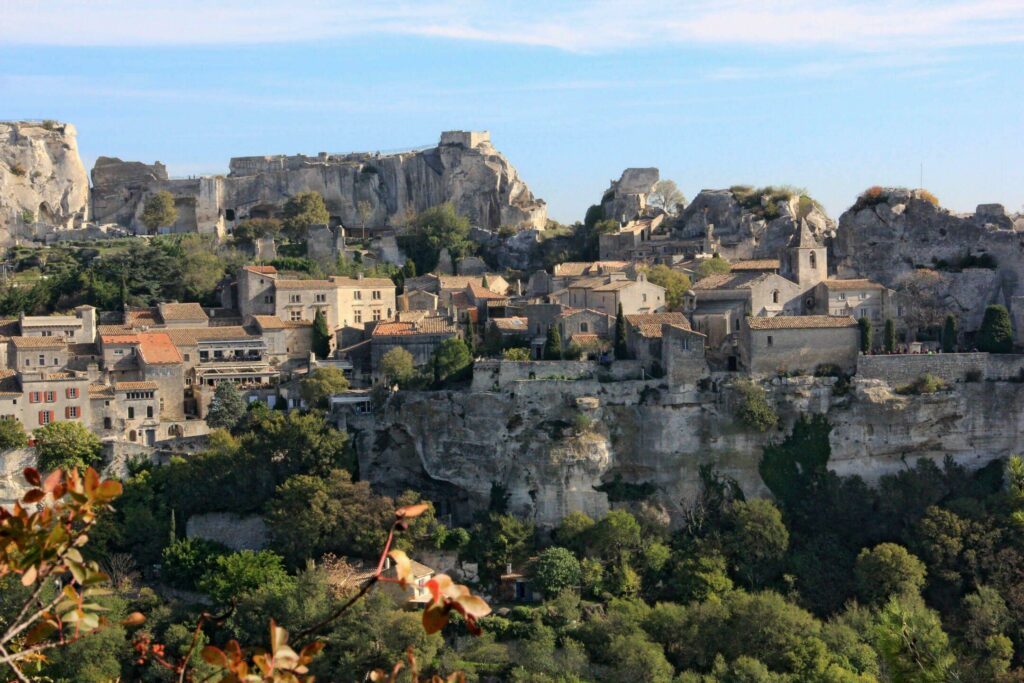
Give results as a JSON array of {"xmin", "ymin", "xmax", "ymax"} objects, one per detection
[
  {"xmin": 734, "ymin": 380, "xmax": 778, "ymax": 432},
  {"xmin": 896, "ymin": 373, "xmax": 948, "ymax": 395},
  {"xmin": 978, "ymin": 304, "xmax": 1013, "ymax": 353}
]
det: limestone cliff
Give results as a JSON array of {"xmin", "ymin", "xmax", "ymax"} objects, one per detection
[
  {"xmin": 0, "ymin": 121, "xmax": 89, "ymax": 240},
  {"xmin": 353, "ymin": 375, "xmax": 1019, "ymax": 529},
  {"xmin": 601, "ymin": 168, "xmax": 660, "ymax": 223},
  {"xmin": 90, "ymin": 131, "xmax": 547, "ymax": 234},
  {"xmin": 675, "ymin": 187, "xmax": 835, "ymax": 260},
  {"xmin": 832, "ymin": 188, "xmax": 1024, "ymax": 331}
]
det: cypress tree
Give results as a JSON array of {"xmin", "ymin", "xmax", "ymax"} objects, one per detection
[
  {"xmin": 466, "ymin": 318, "xmax": 477, "ymax": 356},
  {"xmin": 311, "ymin": 309, "xmax": 331, "ymax": 358},
  {"xmin": 614, "ymin": 303, "xmax": 629, "ymax": 360},
  {"xmin": 942, "ymin": 315, "xmax": 957, "ymax": 353},
  {"xmin": 884, "ymin": 319, "xmax": 897, "ymax": 353},
  {"xmin": 858, "ymin": 317, "xmax": 872, "ymax": 353},
  {"xmin": 403, "ymin": 258, "xmax": 417, "ymax": 278},
  {"xmin": 978, "ymin": 305, "xmax": 1013, "ymax": 353},
  {"xmin": 544, "ymin": 325, "xmax": 563, "ymax": 360}
]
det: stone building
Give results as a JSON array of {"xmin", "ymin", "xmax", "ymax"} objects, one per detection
[
  {"xmin": 369, "ymin": 314, "xmax": 460, "ymax": 376},
  {"xmin": 561, "ymin": 271, "xmax": 665, "ymax": 317},
  {"xmin": 598, "ymin": 215, "xmax": 665, "ymax": 261},
  {"xmin": 740, "ymin": 315, "xmax": 859, "ymax": 376}
]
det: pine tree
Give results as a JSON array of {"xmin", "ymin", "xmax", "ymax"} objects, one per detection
[
  {"xmin": 311, "ymin": 309, "xmax": 331, "ymax": 358},
  {"xmin": 858, "ymin": 317, "xmax": 872, "ymax": 353},
  {"xmin": 481, "ymin": 274, "xmax": 490, "ymax": 289},
  {"xmin": 942, "ymin": 315, "xmax": 957, "ymax": 353},
  {"xmin": 978, "ymin": 305, "xmax": 1013, "ymax": 353},
  {"xmin": 206, "ymin": 381, "xmax": 246, "ymax": 431},
  {"xmin": 884, "ymin": 319, "xmax": 897, "ymax": 353},
  {"xmin": 544, "ymin": 325, "xmax": 563, "ymax": 360},
  {"xmin": 614, "ymin": 303, "xmax": 629, "ymax": 360}
]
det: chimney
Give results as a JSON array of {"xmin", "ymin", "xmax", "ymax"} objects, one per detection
[{"xmin": 506, "ymin": 563, "xmax": 513, "ymax": 575}]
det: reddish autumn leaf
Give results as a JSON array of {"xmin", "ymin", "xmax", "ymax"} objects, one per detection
[
  {"xmin": 21, "ymin": 489, "xmax": 45, "ymax": 504},
  {"xmin": 422, "ymin": 602, "xmax": 450, "ymax": 634},
  {"xmin": 23, "ymin": 467, "xmax": 41, "ymax": 487},
  {"xmin": 395, "ymin": 502, "xmax": 430, "ymax": 519},
  {"xmin": 42, "ymin": 469, "xmax": 62, "ymax": 493}
]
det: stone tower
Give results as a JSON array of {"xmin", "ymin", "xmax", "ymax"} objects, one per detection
[{"xmin": 783, "ymin": 219, "xmax": 827, "ymax": 288}]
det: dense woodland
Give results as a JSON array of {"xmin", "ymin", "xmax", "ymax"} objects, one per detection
[{"xmin": 4, "ymin": 403, "xmax": 1024, "ymax": 681}]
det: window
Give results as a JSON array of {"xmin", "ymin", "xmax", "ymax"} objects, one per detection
[
  {"xmin": 147, "ymin": 406, "xmax": 154, "ymax": 418},
  {"xmin": 642, "ymin": 293, "xmax": 647, "ymax": 303},
  {"xmin": 860, "ymin": 308, "xmax": 868, "ymax": 318},
  {"xmin": 809, "ymin": 252, "xmax": 817, "ymax": 269},
  {"xmin": 580, "ymin": 322, "xmax": 589, "ymax": 333},
  {"xmin": 681, "ymin": 337, "xmax": 690, "ymax": 351},
  {"xmin": 289, "ymin": 294, "xmax": 301, "ymax": 303},
  {"xmin": 372, "ymin": 290, "xmax": 382, "ymax": 300},
  {"xmin": 772, "ymin": 290, "xmax": 780, "ymax": 304},
  {"xmin": 128, "ymin": 407, "xmax": 135, "ymax": 419},
  {"xmin": 24, "ymin": 359, "xmax": 30, "ymax": 367},
  {"xmin": 184, "ymin": 353, "xmax": 190, "ymax": 362},
  {"xmin": 838, "ymin": 292, "xmax": 846, "ymax": 300},
  {"xmin": 44, "ymin": 391, "xmax": 55, "ymax": 403},
  {"xmin": 38, "ymin": 354, "xmax": 45, "ymax": 365},
  {"xmin": 29, "ymin": 392, "xmax": 41, "ymax": 403},
  {"xmin": 354, "ymin": 291, "xmax": 362, "ymax": 300},
  {"xmin": 65, "ymin": 406, "xmax": 79, "ymax": 419},
  {"xmin": 290, "ymin": 310, "xmax": 303, "ymax": 321},
  {"xmin": 103, "ymin": 417, "xmax": 112, "ymax": 429},
  {"xmin": 65, "ymin": 387, "xmax": 78, "ymax": 399},
  {"xmin": 38, "ymin": 411, "xmax": 53, "ymax": 425},
  {"xmin": 767, "ymin": 335, "xmax": 773, "ymax": 347},
  {"xmin": 372, "ymin": 309, "xmax": 382, "ymax": 321},
  {"xmin": 264, "ymin": 295, "xmax": 274, "ymax": 304},
  {"xmin": 42, "ymin": 330, "xmax": 52, "ymax": 337},
  {"xmin": 354, "ymin": 311, "xmax": 362, "ymax": 324},
  {"xmin": 315, "ymin": 293, "xmax": 327, "ymax": 303}
]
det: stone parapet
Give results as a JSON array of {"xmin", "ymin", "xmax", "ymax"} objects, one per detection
[{"xmin": 856, "ymin": 352, "xmax": 1024, "ymax": 385}]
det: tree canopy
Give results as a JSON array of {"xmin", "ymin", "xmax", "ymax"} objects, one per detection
[
  {"xmin": 398, "ymin": 204, "xmax": 473, "ymax": 275},
  {"xmin": 33, "ymin": 421, "xmax": 102, "ymax": 472},
  {"xmin": 300, "ymin": 367, "xmax": 350, "ymax": 409},
  {"xmin": 141, "ymin": 190, "xmax": 178, "ymax": 232},
  {"xmin": 282, "ymin": 191, "xmax": 330, "ymax": 240},
  {"xmin": 206, "ymin": 381, "xmax": 247, "ymax": 431}
]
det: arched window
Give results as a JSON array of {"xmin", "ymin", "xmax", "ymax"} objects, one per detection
[
  {"xmin": 809, "ymin": 252, "xmax": 817, "ymax": 269},
  {"xmin": 128, "ymin": 430, "xmax": 136, "ymax": 442},
  {"xmin": 772, "ymin": 290, "xmax": 780, "ymax": 304}
]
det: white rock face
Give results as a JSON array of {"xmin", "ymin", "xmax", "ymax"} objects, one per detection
[
  {"xmin": 0, "ymin": 122, "xmax": 89, "ymax": 241},
  {"xmin": 356, "ymin": 376, "xmax": 1019, "ymax": 529},
  {"xmin": 601, "ymin": 168, "xmax": 660, "ymax": 222}
]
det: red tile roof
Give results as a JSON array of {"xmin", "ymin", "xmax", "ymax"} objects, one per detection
[
  {"xmin": 101, "ymin": 333, "xmax": 183, "ymax": 364},
  {"xmin": 372, "ymin": 318, "xmax": 458, "ymax": 337},
  {"xmin": 626, "ymin": 312, "xmax": 691, "ymax": 338},
  {"xmin": 244, "ymin": 265, "xmax": 278, "ymax": 275},
  {"xmin": 746, "ymin": 315, "xmax": 858, "ymax": 330}
]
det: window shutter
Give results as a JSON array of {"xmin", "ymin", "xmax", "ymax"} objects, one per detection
[{"xmin": 38, "ymin": 411, "xmax": 45, "ymax": 425}]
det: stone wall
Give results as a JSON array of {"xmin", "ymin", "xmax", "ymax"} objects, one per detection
[
  {"xmin": 186, "ymin": 512, "xmax": 268, "ymax": 551},
  {"xmin": 856, "ymin": 353, "xmax": 1024, "ymax": 385},
  {"xmin": 471, "ymin": 359, "xmax": 644, "ymax": 390}
]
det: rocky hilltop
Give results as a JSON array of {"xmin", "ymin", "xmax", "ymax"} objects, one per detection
[
  {"xmin": 0, "ymin": 121, "xmax": 89, "ymax": 241},
  {"xmin": 675, "ymin": 186, "xmax": 835, "ymax": 260},
  {"xmin": 91, "ymin": 130, "xmax": 547, "ymax": 234}
]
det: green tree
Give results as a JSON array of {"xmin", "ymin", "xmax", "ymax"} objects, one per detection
[
  {"xmin": 502, "ymin": 347, "xmax": 531, "ymax": 361},
  {"xmin": 161, "ymin": 537, "xmax": 228, "ymax": 590},
  {"xmin": 614, "ymin": 303, "xmax": 629, "ymax": 360},
  {"xmin": 532, "ymin": 547, "xmax": 582, "ymax": 597},
  {"xmin": 543, "ymin": 324, "xmax": 563, "ymax": 360},
  {"xmin": 141, "ymin": 190, "xmax": 178, "ymax": 233},
  {"xmin": 381, "ymin": 347, "xmax": 416, "ymax": 385},
  {"xmin": 300, "ymin": 367, "xmax": 350, "ymax": 409},
  {"xmin": 0, "ymin": 417, "xmax": 28, "ymax": 450},
  {"xmin": 858, "ymin": 316, "xmax": 872, "ymax": 353},
  {"xmin": 734, "ymin": 379, "xmax": 778, "ymax": 432},
  {"xmin": 433, "ymin": 337, "xmax": 472, "ymax": 384},
  {"xmin": 233, "ymin": 217, "xmax": 282, "ymax": 243},
  {"xmin": 34, "ymin": 420, "xmax": 102, "ymax": 472},
  {"xmin": 265, "ymin": 469, "xmax": 392, "ymax": 566},
  {"xmin": 402, "ymin": 258, "xmax": 417, "ymax": 278},
  {"xmin": 463, "ymin": 512, "xmax": 534, "ymax": 582},
  {"xmin": 977, "ymin": 304, "xmax": 1012, "ymax": 353},
  {"xmin": 942, "ymin": 314, "xmax": 957, "ymax": 353},
  {"xmin": 884, "ymin": 318, "xmax": 897, "ymax": 353},
  {"xmin": 205, "ymin": 381, "xmax": 246, "ymax": 430},
  {"xmin": 961, "ymin": 586, "xmax": 1013, "ymax": 680},
  {"xmin": 696, "ymin": 255, "xmax": 731, "ymax": 280},
  {"xmin": 723, "ymin": 499, "xmax": 789, "ymax": 588},
  {"xmin": 282, "ymin": 191, "xmax": 330, "ymax": 240},
  {"xmin": 871, "ymin": 597, "xmax": 955, "ymax": 683},
  {"xmin": 311, "ymin": 308, "xmax": 331, "ymax": 358},
  {"xmin": 555, "ymin": 510, "xmax": 596, "ymax": 554},
  {"xmin": 643, "ymin": 265, "xmax": 692, "ymax": 310},
  {"xmin": 198, "ymin": 549, "xmax": 295, "ymax": 604},
  {"xmin": 855, "ymin": 543, "xmax": 927, "ymax": 605},
  {"xmin": 398, "ymin": 204, "xmax": 473, "ymax": 275},
  {"xmin": 647, "ymin": 179, "xmax": 686, "ymax": 216},
  {"xmin": 606, "ymin": 632, "xmax": 674, "ymax": 683},
  {"xmin": 589, "ymin": 510, "xmax": 643, "ymax": 561}
]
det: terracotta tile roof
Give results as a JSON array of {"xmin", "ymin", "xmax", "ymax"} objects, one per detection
[
  {"xmin": 0, "ymin": 369, "xmax": 19, "ymax": 396},
  {"xmin": 693, "ymin": 271, "xmax": 766, "ymax": 290},
  {"xmin": 449, "ymin": 291, "xmax": 471, "ymax": 309},
  {"xmin": 98, "ymin": 324, "xmax": 136, "ymax": 336},
  {"xmin": 68, "ymin": 343, "xmax": 100, "ymax": 356},
  {"xmin": 124, "ymin": 308, "xmax": 159, "ymax": 325},
  {"xmin": 114, "ymin": 381, "xmax": 159, "ymax": 391},
  {"xmin": 593, "ymin": 279, "xmax": 638, "ymax": 292},
  {"xmin": 244, "ymin": 265, "xmax": 278, "ymax": 275},
  {"xmin": 330, "ymin": 276, "xmax": 395, "ymax": 288},
  {"xmin": 10, "ymin": 336, "xmax": 66, "ymax": 349},
  {"xmin": 553, "ymin": 261, "xmax": 629, "ymax": 277},
  {"xmin": 159, "ymin": 302, "xmax": 209, "ymax": 321},
  {"xmin": 491, "ymin": 317, "xmax": 528, "ymax": 332},
  {"xmin": 274, "ymin": 278, "xmax": 337, "ymax": 290},
  {"xmin": 0, "ymin": 319, "xmax": 19, "ymax": 338},
  {"xmin": 438, "ymin": 275, "xmax": 507, "ymax": 293},
  {"xmin": 372, "ymin": 317, "xmax": 458, "ymax": 337},
  {"xmin": 746, "ymin": 315, "xmax": 858, "ymax": 330},
  {"xmin": 101, "ymin": 333, "xmax": 183, "ymax": 364},
  {"xmin": 730, "ymin": 259, "xmax": 780, "ymax": 271},
  {"xmin": 89, "ymin": 384, "xmax": 115, "ymax": 398},
  {"xmin": 251, "ymin": 315, "xmax": 310, "ymax": 330},
  {"xmin": 20, "ymin": 315, "xmax": 81, "ymax": 328},
  {"xmin": 467, "ymin": 282, "xmax": 506, "ymax": 300},
  {"xmin": 626, "ymin": 313, "xmax": 691, "ymax": 338},
  {"xmin": 44, "ymin": 372, "xmax": 78, "ymax": 381},
  {"xmin": 567, "ymin": 276, "xmax": 609, "ymax": 290},
  {"xmin": 162, "ymin": 329, "xmax": 199, "ymax": 346},
  {"xmin": 569, "ymin": 333, "xmax": 600, "ymax": 344},
  {"xmin": 824, "ymin": 278, "xmax": 885, "ymax": 291},
  {"xmin": 189, "ymin": 326, "xmax": 256, "ymax": 342}
]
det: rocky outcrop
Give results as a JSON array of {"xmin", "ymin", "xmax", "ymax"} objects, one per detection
[
  {"xmin": 832, "ymin": 188, "xmax": 1024, "ymax": 331},
  {"xmin": 675, "ymin": 188, "xmax": 835, "ymax": 260},
  {"xmin": 0, "ymin": 121, "xmax": 89, "ymax": 241},
  {"xmin": 90, "ymin": 131, "xmax": 547, "ymax": 234},
  {"xmin": 354, "ymin": 375, "xmax": 1019, "ymax": 529},
  {"xmin": 600, "ymin": 168, "xmax": 660, "ymax": 223}
]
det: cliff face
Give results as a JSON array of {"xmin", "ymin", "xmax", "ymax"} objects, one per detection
[
  {"xmin": 832, "ymin": 189, "xmax": 1024, "ymax": 330},
  {"xmin": 90, "ymin": 132, "xmax": 547, "ymax": 233},
  {"xmin": 0, "ymin": 122, "xmax": 89, "ymax": 240},
  {"xmin": 675, "ymin": 188, "xmax": 835, "ymax": 260},
  {"xmin": 354, "ymin": 376, "xmax": 1019, "ymax": 529}
]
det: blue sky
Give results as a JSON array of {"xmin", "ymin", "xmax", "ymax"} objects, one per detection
[{"xmin": 2, "ymin": 1, "xmax": 1023, "ymax": 223}]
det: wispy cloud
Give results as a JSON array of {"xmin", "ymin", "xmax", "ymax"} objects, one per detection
[{"xmin": 3, "ymin": 1, "xmax": 1023, "ymax": 52}]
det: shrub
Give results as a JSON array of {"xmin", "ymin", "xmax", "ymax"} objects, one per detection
[
  {"xmin": 734, "ymin": 380, "xmax": 778, "ymax": 432},
  {"xmin": 572, "ymin": 413, "xmax": 593, "ymax": 434},
  {"xmin": 161, "ymin": 537, "xmax": 229, "ymax": 591},
  {"xmin": 8, "ymin": 163, "xmax": 26, "ymax": 177},
  {"xmin": 896, "ymin": 373, "xmax": 948, "ymax": 395},
  {"xmin": 42, "ymin": 119, "xmax": 57, "ymax": 130},
  {"xmin": 502, "ymin": 347, "xmax": 531, "ymax": 361},
  {"xmin": 978, "ymin": 305, "xmax": 1013, "ymax": 353},
  {"xmin": 532, "ymin": 547, "xmax": 582, "ymax": 598},
  {"xmin": 19, "ymin": 209, "xmax": 34, "ymax": 224},
  {"xmin": 918, "ymin": 189, "xmax": 940, "ymax": 206},
  {"xmin": 34, "ymin": 421, "xmax": 103, "ymax": 472}
]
